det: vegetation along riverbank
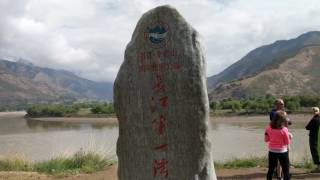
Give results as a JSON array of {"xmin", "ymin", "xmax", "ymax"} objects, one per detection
[
  {"xmin": 19, "ymin": 95, "xmax": 320, "ymax": 118},
  {"xmin": 25, "ymin": 102, "xmax": 115, "ymax": 118},
  {"xmin": 1, "ymin": 155, "xmax": 320, "ymax": 179},
  {"xmin": 0, "ymin": 151, "xmax": 114, "ymax": 177},
  {"xmin": 210, "ymin": 95, "xmax": 320, "ymax": 116}
]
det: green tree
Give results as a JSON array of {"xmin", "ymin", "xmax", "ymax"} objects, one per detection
[
  {"xmin": 210, "ymin": 101, "xmax": 221, "ymax": 112},
  {"xmin": 284, "ymin": 96, "xmax": 300, "ymax": 111},
  {"xmin": 300, "ymin": 95, "xmax": 319, "ymax": 107}
]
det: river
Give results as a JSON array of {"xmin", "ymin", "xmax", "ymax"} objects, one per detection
[{"xmin": 0, "ymin": 112, "xmax": 313, "ymax": 163}]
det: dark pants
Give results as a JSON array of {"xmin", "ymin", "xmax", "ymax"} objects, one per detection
[
  {"xmin": 267, "ymin": 151, "xmax": 290, "ymax": 180},
  {"xmin": 309, "ymin": 138, "xmax": 320, "ymax": 164}
]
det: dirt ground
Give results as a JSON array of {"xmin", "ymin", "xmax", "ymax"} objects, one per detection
[{"xmin": 1, "ymin": 165, "xmax": 320, "ymax": 180}]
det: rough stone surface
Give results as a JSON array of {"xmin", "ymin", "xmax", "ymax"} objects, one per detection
[{"xmin": 114, "ymin": 5, "xmax": 216, "ymax": 180}]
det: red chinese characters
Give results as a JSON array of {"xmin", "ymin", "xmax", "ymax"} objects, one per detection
[
  {"xmin": 149, "ymin": 96, "xmax": 168, "ymax": 113},
  {"xmin": 153, "ymin": 74, "xmax": 166, "ymax": 93},
  {"xmin": 153, "ymin": 159, "xmax": 168, "ymax": 178},
  {"xmin": 137, "ymin": 49, "xmax": 181, "ymax": 73},
  {"xmin": 152, "ymin": 115, "xmax": 166, "ymax": 136},
  {"xmin": 138, "ymin": 62, "xmax": 181, "ymax": 73},
  {"xmin": 138, "ymin": 49, "xmax": 178, "ymax": 61},
  {"xmin": 150, "ymin": 74, "xmax": 171, "ymax": 178},
  {"xmin": 154, "ymin": 143, "xmax": 168, "ymax": 150},
  {"xmin": 159, "ymin": 96, "xmax": 168, "ymax": 108}
]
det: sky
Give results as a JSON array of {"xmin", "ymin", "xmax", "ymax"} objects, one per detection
[{"xmin": 1, "ymin": 0, "xmax": 320, "ymax": 82}]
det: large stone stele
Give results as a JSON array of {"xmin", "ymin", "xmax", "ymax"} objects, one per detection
[{"xmin": 114, "ymin": 5, "xmax": 216, "ymax": 180}]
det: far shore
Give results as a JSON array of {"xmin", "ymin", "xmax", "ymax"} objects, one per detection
[
  {"xmin": 31, "ymin": 113, "xmax": 312, "ymax": 124},
  {"xmin": 31, "ymin": 117, "xmax": 118, "ymax": 124},
  {"xmin": 0, "ymin": 111, "xmax": 26, "ymax": 117},
  {"xmin": 0, "ymin": 111, "xmax": 313, "ymax": 124},
  {"xmin": 210, "ymin": 113, "xmax": 311, "ymax": 123}
]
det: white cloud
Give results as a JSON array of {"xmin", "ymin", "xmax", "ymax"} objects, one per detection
[
  {"xmin": 0, "ymin": 0, "xmax": 320, "ymax": 81},
  {"xmin": 14, "ymin": 17, "xmax": 47, "ymax": 34}
]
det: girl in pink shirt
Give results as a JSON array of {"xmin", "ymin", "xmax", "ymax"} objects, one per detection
[{"xmin": 265, "ymin": 110, "xmax": 291, "ymax": 180}]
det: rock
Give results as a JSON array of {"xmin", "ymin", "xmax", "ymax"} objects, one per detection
[{"xmin": 114, "ymin": 5, "xmax": 216, "ymax": 180}]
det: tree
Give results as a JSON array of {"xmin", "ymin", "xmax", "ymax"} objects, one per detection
[
  {"xmin": 210, "ymin": 101, "xmax": 221, "ymax": 112},
  {"xmin": 231, "ymin": 100, "xmax": 241, "ymax": 112},
  {"xmin": 284, "ymin": 96, "xmax": 300, "ymax": 111}
]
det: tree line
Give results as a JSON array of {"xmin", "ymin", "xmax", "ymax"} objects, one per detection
[
  {"xmin": 210, "ymin": 95, "xmax": 320, "ymax": 114},
  {"xmin": 26, "ymin": 102, "xmax": 115, "ymax": 117},
  {"xmin": 5, "ymin": 95, "xmax": 320, "ymax": 116}
]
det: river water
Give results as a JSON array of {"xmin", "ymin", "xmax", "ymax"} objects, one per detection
[{"xmin": 0, "ymin": 112, "xmax": 313, "ymax": 163}]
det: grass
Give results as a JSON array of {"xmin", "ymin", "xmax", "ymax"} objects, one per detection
[
  {"xmin": 214, "ymin": 156, "xmax": 267, "ymax": 169},
  {"xmin": 214, "ymin": 155, "xmax": 316, "ymax": 170},
  {"xmin": 0, "ymin": 157, "xmax": 31, "ymax": 171},
  {"xmin": 0, "ymin": 153, "xmax": 316, "ymax": 176},
  {"xmin": 291, "ymin": 156, "xmax": 315, "ymax": 169},
  {"xmin": 0, "ymin": 151, "xmax": 114, "ymax": 176}
]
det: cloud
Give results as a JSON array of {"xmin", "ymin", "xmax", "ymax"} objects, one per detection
[{"xmin": 0, "ymin": 0, "xmax": 320, "ymax": 82}]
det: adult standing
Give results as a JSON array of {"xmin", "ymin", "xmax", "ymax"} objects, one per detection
[
  {"xmin": 270, "ymin": 99, "xmax": 285, "ymax": 121},
  {"xmin": 306, "ymin": 107, "xmax": 320, "ymax": 171}
]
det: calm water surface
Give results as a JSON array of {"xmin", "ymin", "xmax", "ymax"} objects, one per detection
[
  {"xmin": 210, "ymin": 115, "xmax": 311, "ymax": 163},
  {"xmin": 0, "ymin": 112, "xmax": 313, "ymax": 163}
]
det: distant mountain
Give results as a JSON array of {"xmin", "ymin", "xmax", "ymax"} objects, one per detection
[
  {"xmin": 208, "ymin": 31, "xmax": 320, "ymax": 100},
  {"xmin": 208, "ymin": 31, "xmax": 320, "ymax": 89},
  {"xmin": 0, "ymin": 59, "xmax": 113, "ymax": 106}
]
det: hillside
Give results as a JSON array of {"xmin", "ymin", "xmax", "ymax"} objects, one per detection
[
  {"xmin": 209, "ymin": 45, "xmax": 320, "ymax": 100},
  {"xmin": 0, "ymin": 59, "xmax": 113, "ymax": 107},
  {"xmin": 207, "ymin": 31, "xmax": 320, "ymax": 90}
]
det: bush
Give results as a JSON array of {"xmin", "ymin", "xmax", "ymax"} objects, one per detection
[
  {"xmin": 210, "ymin": 101, "xmax": 221, "ymax": 112},
  {"xmin": 26, "ymin": 104, "xmax": 78, "ymax": 117},
  {"xmin": 91, "ymin": 103, "xmax": 114, "ymax": 114},
  {"xmin": 283, "ymin": 96, "xmax": 300, "ymax": 111},
  {"xmin": 299, "ymin": 95, "xmax": 320, "ymax": 107}
]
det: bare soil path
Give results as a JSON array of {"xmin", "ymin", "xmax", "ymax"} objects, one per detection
[{"xmin": 1, "ymin": 165, "xmax": 320, "ymax": 180}]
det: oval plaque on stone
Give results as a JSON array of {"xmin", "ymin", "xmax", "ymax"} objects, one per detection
[{"xmin": 114, "ymin": 5, "xmax": 216, "ymax": 180}]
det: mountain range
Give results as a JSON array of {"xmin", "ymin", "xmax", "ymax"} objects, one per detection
[
  {"xmin": 2, "ymin": 31, "xmax": 320, "ymax": 107},
  {"xmin": 0, "ymin": 59, "xmax": 113, "ymax": 107},
  {"xmin": 207, "ymin": 31, "xmax": 320, "ymax": 100}
]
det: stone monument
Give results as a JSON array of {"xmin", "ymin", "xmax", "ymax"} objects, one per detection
[{"xmin": 114, "ymin": 5, "xmax": 216, "ymax": 180}]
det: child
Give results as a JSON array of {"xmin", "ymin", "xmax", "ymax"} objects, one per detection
[
  {"xmin": 265, "ymin": 110, "xmax": 291, "ymax": 180},
  {"xmin": 275, "ymin": 111, "xmax": 293, "ymax": 179}
]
